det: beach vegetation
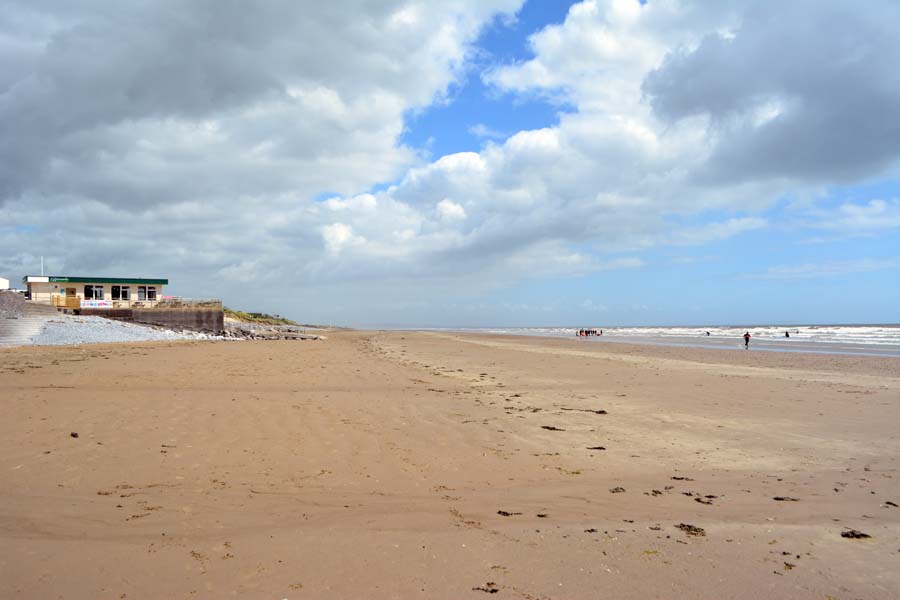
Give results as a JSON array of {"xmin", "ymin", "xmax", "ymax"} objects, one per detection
[{"xmin": 223, "ymin": 307, "xmax": 298, "ymax": 326}]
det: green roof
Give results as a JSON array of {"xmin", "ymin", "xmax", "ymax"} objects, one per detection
[{"xmin": 29, "ymin": 276, "xmax": 168, "ymax": 285}]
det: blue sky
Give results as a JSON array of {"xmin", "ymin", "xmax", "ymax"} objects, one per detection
[
  {"xmin": 401, "ymin": 1, "xmax": 578, "ymax": 159},
  {"xmin": 1, "ymin": 0, "xmax": 899, "ymax": 326}
]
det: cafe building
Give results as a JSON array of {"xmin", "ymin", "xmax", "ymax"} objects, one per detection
[{"xmin": 23, "ymin": 275, "xmax": 168, "ymax": 309}]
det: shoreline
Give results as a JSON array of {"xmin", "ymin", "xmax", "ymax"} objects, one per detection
[
  {"xmin": 404, "ymin": 327, "xmax": 900, "ymax": 358},
  {"xmin": 411, "ymin": 331, "xmax": 900, "ymax": 379}
]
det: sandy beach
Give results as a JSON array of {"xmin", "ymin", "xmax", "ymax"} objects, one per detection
[{"xmin": 1, "ymin": 331, "xmax": 899, "ymax": 599}]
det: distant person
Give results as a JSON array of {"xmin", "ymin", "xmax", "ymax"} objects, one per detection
[
  {"xmin": 785, "ymin": 331, "xmax": 790, "ymax": 338},
  {"xmin": 743, "ymin": 331, "xmax": 751, "ymax": 349},
  {"xmin": 706, "ymin": 331, "xmax": 710, "ymax": 336}
]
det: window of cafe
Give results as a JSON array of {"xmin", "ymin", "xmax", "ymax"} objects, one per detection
[
  {"xmin": 111, "ymin": 285, "xmax": 130, "ymax": 301},
  {"xmin": 138, "ymin": 286, "xmax": 157, "ymax": 301},
  {"xmin": 83, "ymin": 285, "xmax": 104, "ymax": 300}
]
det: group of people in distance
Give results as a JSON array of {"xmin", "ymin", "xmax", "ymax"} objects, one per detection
[{"xmin": 577, "ymin": 328, "xmax": 602, "ymax": 336}]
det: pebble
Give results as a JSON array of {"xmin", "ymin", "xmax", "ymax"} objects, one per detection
[{"xmin": 31, "ymin": 315, "xmax": 218, "ymax": 346}]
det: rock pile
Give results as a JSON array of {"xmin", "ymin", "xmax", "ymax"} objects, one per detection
[
  {"xmin": 224, "ymin": 323, "xmax": 324, "ymax": 341},
  {"xmin": 0, "ymin": 290, "xmax": 26, "ymax": 318}
]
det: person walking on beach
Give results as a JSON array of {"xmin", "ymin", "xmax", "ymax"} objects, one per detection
[{"xmin": 743, "ymin": 331, "xmax": 751, "ymax": 349}]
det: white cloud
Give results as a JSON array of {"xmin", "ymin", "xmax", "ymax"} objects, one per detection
[
  {"xmin": 321, "ymin": 223, "xmax": 365, "ymax": 255},
  {"xmin": 825, "ymin": 199, "xmax": 900, "ymax": 231},
  {"xmin": 581, "ymin": 299, "xmax": 609, "ymax": 312},
  {"xmin": 324, "ymin": 194, "xmax": 378, "ymax": 213},
  {"xmin": 792, "ymin": 198, "xmax": 900, "ymax": 243},
  {"xmin": 747, "ymin": 257, "xmax": 900, "ymax": 280},
  {"xmin": 436, "ymin": 199, "xmax": 467, "ymax": 221},
  {"xmin": 468, "ymin": 123, "xmax": 507, "ymax": 140},
  {"xmin": 670, "ymin": 217, "xmax": 767, "ymax": 245}
]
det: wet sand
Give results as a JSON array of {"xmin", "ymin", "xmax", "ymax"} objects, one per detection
[{"xmin": 1, "ymin": 331, "xmax": 899, "ymax": 599}]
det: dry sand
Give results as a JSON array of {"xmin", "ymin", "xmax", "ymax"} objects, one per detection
[{"xmin": 1, "ymin": 331, "xmax": 899, "ymax": 599}]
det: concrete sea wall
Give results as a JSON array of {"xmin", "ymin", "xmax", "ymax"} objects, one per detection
[{"xmin": 78, "ymin": 307, "xmax": 224, "ymax": 333}]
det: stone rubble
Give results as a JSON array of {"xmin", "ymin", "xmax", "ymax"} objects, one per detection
[{"xmin": 31, "ymin": 315, "xmax": 218, "ymax": 346}]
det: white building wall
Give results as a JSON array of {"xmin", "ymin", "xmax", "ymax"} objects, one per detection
[{"xmin": 25, "ymin": 278, "xmax": 165, "ymax": 306}]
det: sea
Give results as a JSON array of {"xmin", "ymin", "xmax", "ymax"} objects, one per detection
[{"xmin": 427, "ymin": 324, "xmax": 900, "ymax": 358}]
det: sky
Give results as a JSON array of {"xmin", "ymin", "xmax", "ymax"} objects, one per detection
[{"xmin": 1, "ymin": 0, "xmax": 898, "ymax": 327}]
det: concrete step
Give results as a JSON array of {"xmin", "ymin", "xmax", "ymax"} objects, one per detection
[
  {"xmin": 0, "ymin": 315, "xmax": 53, "ymax": 347},
  {"xmin": 23, "ymin": 303, "xmax": 61, "ymax": 316}
]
